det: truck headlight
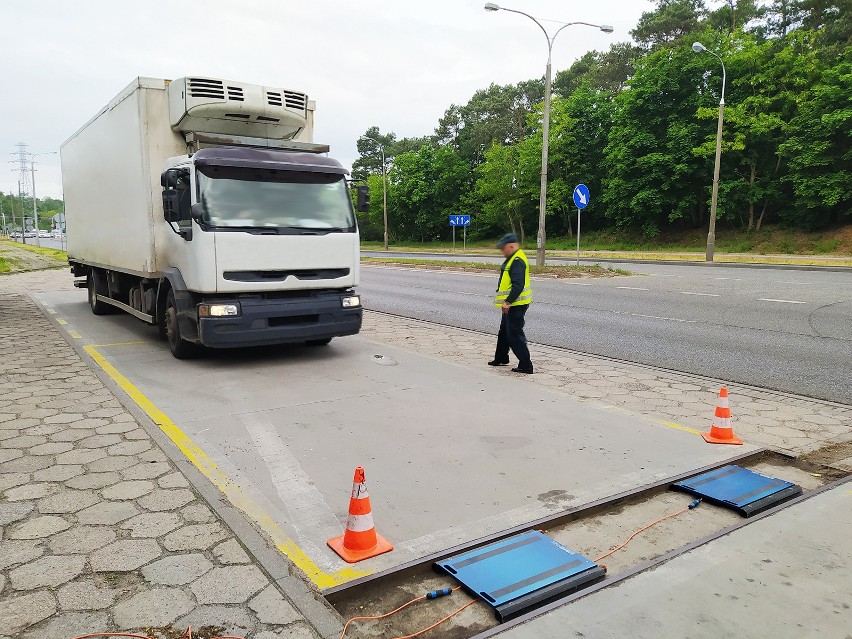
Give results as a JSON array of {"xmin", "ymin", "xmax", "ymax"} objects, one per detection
[
  {"xmin": 198, "ymin": 303, "xmax": 240, "ymax": 317},
  {"xmin": 342, "ymin": 295, "xmax": 361, "ymax": 308}
]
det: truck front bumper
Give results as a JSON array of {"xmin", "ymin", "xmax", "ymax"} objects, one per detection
[{"xmin": 197, "ymin": 291, "xmax": 362, "ymax": 348}]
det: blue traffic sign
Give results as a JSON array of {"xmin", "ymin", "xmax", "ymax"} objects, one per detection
[
  {"xmin": 573, "ymin": 184, "xmax": 590, "ymax": 209},
  {"xmin": 449, "ymin": 215, "xmax": 471, "ymax": 227}
]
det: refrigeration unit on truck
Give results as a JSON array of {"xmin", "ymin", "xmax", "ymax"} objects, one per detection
[{"xmin": 61, "ymin": 76, "xmax": 368, "ymax": 358}]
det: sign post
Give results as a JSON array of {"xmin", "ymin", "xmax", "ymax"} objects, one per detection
[
  {"xmin": 572, "ymin": 184, "xmax": 590, "ymax": 267},
  {"xmin": 449, "ymin": 215, "xmax": 471, "ymax": 253}
]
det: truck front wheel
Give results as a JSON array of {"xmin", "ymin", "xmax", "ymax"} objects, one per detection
[
  {"xmin": 164, "ymin": 290, "xmax": 198, "ymax": 359},
  {"xmin": 88, "ymin": 270, "xmax": 111, "ymax": 315}
]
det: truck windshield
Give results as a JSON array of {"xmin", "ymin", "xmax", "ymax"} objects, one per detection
[{"xmin": 196, "ymin": 166, "xmax": 356, "ymax": 232}]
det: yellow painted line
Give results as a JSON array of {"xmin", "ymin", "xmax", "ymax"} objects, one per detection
[
  {"xmin": 57, "ymin": 318, "xmax": 68, "ymax": 325},
  {"xmin": 92, "ymin": 341, "xmax": 147, "ymax": 347},
  {"xmin": 654, "ymin": 419, "xmax": 702, "ymax": 436},
  {"xmin": 68, "ymin": 331, "xmax": 82, "ymax": 339},
  {"xmin": 82, "ymin": 344, "xmax": 369, "ymax": 588},
  {"xmin": 47, "ymin": 308, "xmax": 56, "ymax": 314}
]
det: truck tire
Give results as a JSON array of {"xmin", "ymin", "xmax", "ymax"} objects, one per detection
[
  {"xmin": 164, "ymin": 290, "xmax": 198, "ymax": 359},
  {"xmin": 306, "ymin": 338, "xmax": 333, "ymax": 346},
  {"xmin": 88, "ymin": 270, "xmax": 111, "ymax": 315}
]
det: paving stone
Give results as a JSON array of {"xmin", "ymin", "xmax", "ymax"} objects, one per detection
[
  {"xmin": 20, "ymin": 611, "xmax": 109, "ymax": 639},
  {"xmin": 181, "ymin": 503, "xmax": 215, "ymax": 523},
  {"xmin": 29, "ymin": 441, "xmax": 74, "ymax": 456},
  {"xmin": 49, "ymin": 429, "xmax": 93, "ymax": 442},
  {"xmin": 68, "ymin": 417, "xmax": 109, "ymax": 430},
  {"xmin": 213, "ymin": 538, "xmax": 251, "ymax": 565},
  {"xmin": 4, "ymin": 482, "xmax": 55, "ymax": 501},
  {"xmin": 0, "ymin": 455, "xmax": 52, "ymax": 473},
  {"xmin": 0, "ymin": 472, "xmax": 30, "ymax": 491},
  {"xmin": 0, "ymin": 590, "xmax": 57, "ymax": 635},
  {"xmin": 101, "ymin": 479, "xmax": 156, "ymax": 500},
  {"xmin": 32, "ymin": 464, "xmax": 84, "ymax": 482},
  {"xmin": 142, "ymin": 552, "xmax": 214, "ymax": 585},
  {"xmin": 57, "ymin": 579, "xmax": 116, "ymax": 610},
  {"xmin": 95, "ymin": 422, "xmax": 135, "ymax": 434},
  {"xmin": 249, "ymin": 585, "xmax": 301, "ymax": 624},
  {"xmin": 0, "ymin": 499, "xmax": 34, "ymax": 525},
  {"xmin": 138, "ymin": 448, "xmax": 168, "ymax": 463},
  {"xmin": 43, "ymin": 413, "xmax": 83, "ymax": 424},
  {"xmin": 9, "ymin": 554, "xmax": 86, "ymax": 589},
  {"xmin": 120, "ymin": 461, "xmax": 171, "ymax": 480},
  {"xmin": 89, "ymin": 407, "xmax": 125, "ymax": 420},
  {"xmin": 0, "ymin": 539, "xmax": 45, "ymax": 570},
  {"xmin": 78, "ymin": 434, "xmax": 123, "ymax": 448},
  {"xmin": 76, "ymin": 500, "xmax": 139, "ymax": 525},
  {"xmin": 112, "ymin": 588, "xmax": 194, "ymax": 628},
  {"xmin": 86, "ymin": 455, "xmax": 137, "ymax": 473},
  {"xmin": 2, "ymin": 434, "xmax": 47, "ymax": 448},
  {"xmin": 124, "ymin": 428, "xmax": 151, "ymax": 440},
  {"xmin": 66, "ymin": 471, "xmax": 121, "ymax": 490},
  {"xmin": 158, "ymin": 471, "xmax": 190, "ymax": 489},
  {"xmin": 90, "ymin": 538, "xmax": 162, "ymax": 571},
  {"xmin": 37, "ymin": 488, "xmax": 101, "ymax": 513},
  {"xmin": 0, "ymin": 429, "xmax": 19, "ymax": 440},
  {"xmin": 7, "ymin": 515, "xmax": 72, "ymax": 539},
  {"xmin": 48, "ymin": 525, "xmax": 117, "ymax": 554},
  {"xmin": 0, "ymin": 448, "xmax": 23, "ymax": 463},
  {"xmin": 175, "ymin": 604, "xmax": 256, "ymax": 636},
  {"xmin": 262, "ymin": 623, "xmax": 322, "ymax": 638},
  {"xmin": 163, "ymin": 523, "xmax": 229, "ymax": 551},
  {"xmin": 54, "ymin": 448, "xmax": 107, "ymax": 465},
  {"xmin": 120, "ymin": 512, "xmax": 183, "ymax": 538},
  {"xmin": 107, "ymin": 440, "xmax": 151, "ymax": 456},
  {"xmin": 191, "ymin": 565, "xmax": 268, "ymax": 604},
  {"xmin": 139, "ymin": 488, "xmax": 196, "ymax": 512}
]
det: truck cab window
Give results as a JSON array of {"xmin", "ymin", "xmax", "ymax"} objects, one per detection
[{"xmin": 196, "ymin": 166, "xmax": 355, "ymax": 232}]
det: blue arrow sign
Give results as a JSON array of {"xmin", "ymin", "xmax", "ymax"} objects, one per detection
[
  {"xmin": 573, "ymin": 184, "xmax": 590, "ymax": 209},
  {"xmin": 449, "ymin": 215, "xmax": 471, "ymax": 227}
]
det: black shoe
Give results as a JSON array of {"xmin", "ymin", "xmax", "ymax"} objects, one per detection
[
  {"xmin": 488, "ymin": 360, "xmax": 510, "ymax": 366},
  {"xmin": 511, "ymin": 366, "xmax": 534, "ymax": 374}
]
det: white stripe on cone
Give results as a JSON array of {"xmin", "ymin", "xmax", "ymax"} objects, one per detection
[{"xmin": 346, "ymin": 513, "xmax": 376, "ymax": 532}]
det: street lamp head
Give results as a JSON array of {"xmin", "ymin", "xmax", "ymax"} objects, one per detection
[
  {"xmin": 692, "ymin": 42, "xmax": 707, "ymax": 53},
  {"xmin": 484, "ymin": 3, "xmax": 500, "ymax": 11},
  {"xmin": 600, "ymin": 24, "xmax": 614, "ymax": 33}
]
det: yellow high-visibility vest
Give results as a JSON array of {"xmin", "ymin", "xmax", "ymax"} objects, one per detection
[{"xmin": 494, "ymin": 250, "xmax": 532, "ymax": 307}]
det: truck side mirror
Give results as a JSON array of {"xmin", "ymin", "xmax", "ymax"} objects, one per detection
[
  {"xmin": 356, "ymin": 185, "xmax": 370, "ymax": 212},
  {"xmin": 162, "ymin": 190, "xmax": 182, "ymax": 223},
  {"xmin": 161, "ymin": 169, "xmax": 180, "ymax": 188}
]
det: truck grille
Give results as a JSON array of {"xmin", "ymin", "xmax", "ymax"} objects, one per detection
[
  {"xmin": 266, "ymin": 90, "xmax": 307, "ymax": 112},
  {"xmin": 227, "ymin": 86, "xmax": 244, "ymax": 101}
]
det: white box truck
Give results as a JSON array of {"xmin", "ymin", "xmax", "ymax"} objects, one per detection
[{"xmin": 61, "ymin": 76, "xmax": 367, "ymax": 358}]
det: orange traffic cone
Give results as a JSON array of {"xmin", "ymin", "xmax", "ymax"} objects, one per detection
[
  {"xmin": 327, "ymin": 466, "xmax": 394, "ymax": 563},
  {"xmin": 702, "ymin": 387, "xmax": 743, "ymax": 445}
]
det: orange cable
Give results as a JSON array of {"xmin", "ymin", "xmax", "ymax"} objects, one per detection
[
  {"xmin": 339, "ymin": 586, "xmax": 465, "ymax": 639},
  {"xmin": 389, "ymin": 599, "xmax": 478, "ymax": 639},
  {"xmin": 594, "ymin": 503, "xmax": 694, "ymax": 562}
]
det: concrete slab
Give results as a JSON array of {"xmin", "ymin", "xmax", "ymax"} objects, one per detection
[
  {"xmin": 37, "ymin": 291, "xmax": 760, "ymax": 583},
  {"xmin": 493, "ymin": 482, "xmax": 852, "ymax": 639}
]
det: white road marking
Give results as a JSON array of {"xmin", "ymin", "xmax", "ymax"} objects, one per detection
[
  {"xmin": 758, "ymin": 298, "xmax": 807, "ymax": 304},
  {"xmin": 631, "ymin": 313, "xmax": 695, "ymax": 323},
  {"xmin": 241, "ymin": 413, "xmax": 342, "ymax": 544},
  {"xmin": 617, "ymin": 286, "xmax": 650, "ymax": 291},
  {"xmin": 568, "ymin": 282, "xmax": 592, "ymax": 286},
  {"xmin": 714, "ymin": 277, "xmax": 742, "ymax": 281},
  {"xmin": 680, "ymin": 292, "xmax": 720, "ymax": 297}
]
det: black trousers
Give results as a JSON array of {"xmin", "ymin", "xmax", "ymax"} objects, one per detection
[{"xmin": 494, "ymin": 305, "xmax": 532, "ymax": 370}]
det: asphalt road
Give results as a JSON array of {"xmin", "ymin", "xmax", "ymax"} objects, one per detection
[{"xmin": 359, "ymin": 257, "xmax": 852, "ymax": 404}]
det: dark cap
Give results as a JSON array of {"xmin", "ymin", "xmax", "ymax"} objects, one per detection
[{"xmin": 496, "ymin": 233, "xmax": 518, "ymax": 248}]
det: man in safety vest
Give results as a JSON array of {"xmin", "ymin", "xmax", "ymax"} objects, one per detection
[{"xmin": 489, "ymin": 233, "xmax": 534, "ymax": 374}]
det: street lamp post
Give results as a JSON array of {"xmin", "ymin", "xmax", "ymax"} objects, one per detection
[
  {"xmin": 693, "ymin": 42, "xmax": 726, "ymax": 262},
  {"xmin": 485, "ymin": 3, "xmax": 613, "ymax": 266},
  {"xmin": 363, "ymin": 136, "xmax": 389, "ymax": 251}
]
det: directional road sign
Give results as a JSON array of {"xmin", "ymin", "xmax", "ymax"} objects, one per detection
[
  {"xmin": 573, "ymin": 184, "xmax": 590, "ymax": 209},
  {"xmin": 449, "ymin": 215, "xmax": 471, "ymax": 227}
]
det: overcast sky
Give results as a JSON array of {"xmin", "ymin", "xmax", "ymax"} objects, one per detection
[{"xmin": 1, "ymin": 0, "xmax": 652, "ymax": 200}]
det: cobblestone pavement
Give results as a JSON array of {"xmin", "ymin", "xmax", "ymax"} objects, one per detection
[
  {"xmin": 1, "ymin": 269, "xmax": 334, "ymax": 639},
  {"xmin": 359, "ymin": 311, "xmax": 852, "ymax": 469}
]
